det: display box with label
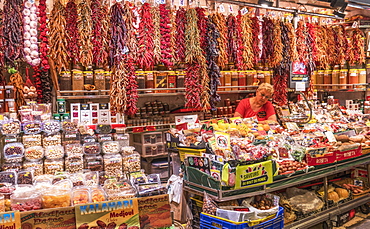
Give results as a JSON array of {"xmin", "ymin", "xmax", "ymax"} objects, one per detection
[
  {"xmin": 90, "ymin": 103, "xmax": 99, "ymax": 125},
  {"xmin": 80, "ymin": 104, "xmax": 91, "ymax": 125},
  {"xmin": 70, "ymin": 103, "xmax": 80, "ymax": 124},
  {"xmin": 99, "ymin": 103, "xmax": 110, "ymax": 124}
]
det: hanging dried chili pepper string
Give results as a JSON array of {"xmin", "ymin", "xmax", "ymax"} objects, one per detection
[
  {"xmin": 152, "ymin": 6, "xmax": 162, "ymax": 66},
  {"xmin": 78, "ymin": 0, "xmax": 93, "ymax": 68},
  {"xmin": 211, "ymin": 13, "xmax": 228, "ymax": 70},
  {"xmin": 333, "ymin": 25, "xmax": 346, "ymax": 65},
  {"xmin": 349, "ymin": 27, "xmax": 366, "ymax": 65},
  {"xmin": 0, "ymin": 9, "xmax": 5, "ymax": 86},
  {"xmin": 226, "ymin": 14, "xmax": 238, "ymax": 64},
  {"xmin": 159, "ymin": 4, "xmax": 173, "ymax": 68},
  {"xmin": 175, "ymin": 8, "xmax": 186, "ymax": 63},
  {"xmin": 65, "ymin": 0, "xmax": 80, "ymax": 64},
  {"xmin": 261, "ymin": 17, "xmax": 274, "ymax": 65},
  {"xmin": 235, "ymin": 11, "xmax": 245, "ymax": 70},
  {"xmin": 306, "ymin": 22, "xmax": 318, "ymax": 63},
  {"xmin": 169, "ymin": 9, "xmax": 177, "ymax": 65},
  {"xmin": 296, "ymin": 20, "xmax": 308, "ymax": 65},
  {"xmin": 326, "ymin": 25, "xmax": 336, "ymax": 67},
  {"xmin": 3, "ymin": 0, "xmax": 23, "ymax": 66},
  {"xmin": 91, "ymin": 0, "xmax": 109, "ymax": 67},
  {"xmin": 286, "ymin": 21, "xmax": 298, "ymax": 63},
  {"xmin": 241, "ymin": 13, "xmax": 254, "ymax": 69},
  {"xmin": 49, "ymin": 0, "xmax": 69, "ymax": 73},
  {"xmin": 315, "ymin": 25, "xmax": 329, "ymax": 69},
  {"xmin": 196, "ymin": 7, "xmax": 208, "ymax": 55},
  {"xmin": 137, "ymin": 3, "xmax": 154, "ymax": 70},
  {"xmin": 270, "ymin": 19, "xmax": 283, "ymax": 68},
  {"xmin": 251, "ymin": 16, "xmax": 261, "ymax": 65},
  {"xmin": 206, "ymin": 18, "xmax": 221, "ymax": 109},
  {"xmin": 305, "ymin": 21, "xmax": 317, "ymax": 98}
]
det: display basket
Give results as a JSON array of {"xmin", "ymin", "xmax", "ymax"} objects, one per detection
[
  {"xmin": 200, "ymin": 206, "xmax": 284, "ymax": 229},
  {"xmin": 333, "ymin": 178, "xmax": 370, "ymax": 200}
]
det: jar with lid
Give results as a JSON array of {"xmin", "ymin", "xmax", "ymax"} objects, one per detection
[
  {"xmin": 60, "ymin": 71, "xmax": 72, "ymax": 92},
  {"xmin": 145, "ymin": 72, "xmax": 154, "ymax": 93},
  {"xmin": 339, "ymin": 68, "xmax": 348, "ymax": 89},
  {"xmin": 94, "ymin": 69, "xmax": 105, "ymax": 91},
  {"xmin": 349, "ymin": 69, "xmax": 359, "ymax": 85},
  {"xmin": 366, "ymin": 63, "xmax": 370, "ymax": 83},
  {"xmin": 57, "ymin": 99, "xmax": 66, "ymax": 114},
  {"xmin": 316, "ymin": 70, "xmax": 324, "ymax": 89},
  {"xmin": 359, "ymin": 68, "xmax": 366, "ymax": 87},
  {"xmin": 331, "ymin": 66, "xmax": 340, "ymax": 89},
  {"xmin": 323, "ymin": 69, "xmax": 332, "ymax": 88},
  {"xmin": 105, "ymin": 71, "xmax": 112, "ymax": 92},
  {"xmin": 72, "ymin": 70, "xmax": 84, "ymax": 91},
  {"xmin": 238, "ymin": 71, "xmax": 246, "ymax": 90}
]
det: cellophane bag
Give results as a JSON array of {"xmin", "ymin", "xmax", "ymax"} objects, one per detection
[{"xmin": 202, "ymin": 191, "xmax": 218, "ymax": 216}]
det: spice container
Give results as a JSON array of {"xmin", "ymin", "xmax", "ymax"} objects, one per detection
[
  {"xmin": 60, "ymin": 71, "xmax": 72, "ymax": 92},
  {"xmin": 43, "ymin": 120, "xmax": 61, "ymax": 134},
  {"xmin": 103, "ymin": 154, "xmax": 122, "ymax": 177},
  {"xmin": 22, "ymin": 134, "xmax": 42, "ymax": 148},
  {"xmin": 42, "ymin": 187, "xmax": 71, "ymax": 208},
  {"xmin": 359, "ymin": 68, "xmax": 366, "ymax": 87},
  {"xmin": 224, "ymin": 71, "xmax": 232, "ymax": 91},
  {"xmin": 1, "ymin": 120, "xmax": 21, "ymax": 135},
  {"xmin": 3, "ymin": 143, "xmax": 24, "ymax": 158},
  {"xmin": 23, "ymin": 161, "xmax": 43, "ymax": 176},
  {"xmin": 94, "ymin": 70, "xmax": 105, "ymax": 91},
  {"xmin": 45, "ymin": 145, "xmax": 64, "ymax": 160},
  {"xmin": 17, "ymin": 171, "xmax": 33, "ymax": 185},
  {"xmin": 72, "ymin": 70, "xmax": 84, "ymax": 92},
  {"xmin": 72, "ymin": 188, "xmax": 90, "ymax": 205},
  {"xmin": 57, "ymin": 99, "xmax": 66, "ymax": 114},
  {"xmin": 331, "ymin": 67, "xmax": 340, "ymax": 89},
  {"xmin": 349, "ymin": 68, "xmax": 359, "ymax": 85},
  {"xmin": 11, "ymin": 187, "xmax": 42, "ymax": 211},
  {"xmin": 316, "ymin": 70, "xmax": 324, "ymax": 88},
  {"xmin": 84, "ymin": 70, "xmax": 94, "ymax": 85},
  {"xmin": 62, "ymin": 120, "xmax": 78, "ymax": 133},
  {"xmin": 136, "ymin": 71, "xmax": 146, "ymax": 92},
  {"xmin": 83, "ymin": 142, "xmax": 101, "ymax": 155},
  {"xmin": 25, "ymin": 146, "xmax": 44, "ymax": 161},
  {"xmin": 231, "ymin": 71, "xmax": 238, "ymax": 91},
  {"xmin": 84, "ymin": 155, "xmax": 104, "ymax": 171},
  {"xmin": 0, "ymin": 171, "xmax": 16, "ymax": 185},
  {"xmin": 23, "ymin": 121, "xmax": 42, "ymax": 135},
  {"xmin": 339, "ymin": 68, "xmax": 348, "ymax": 88},
  {"xmin": 122, "ymin": 153, "xmax": 141, "ymax": 172},
  {"xmin": 105, "ymin": 71, "xmax": 111, "ymax": 92},
  {"xmin": 323, "ymin": 69, "xmax": 332, "ymax": 88},
  {"xmin": 91, "ymin": 187, "xmax": 106, "ymax": 202},
  {"xmin": 145, "ymin": 71, "xmax": 154, "ymax": 93},
  {"xmin": 43, "ymin": 133, "xmax": 62, "ymax": 146},
  {"xmin": 65, "ymin": 143, "xmax": 83, "ymax": 157},
  {"xmin": 44, "ymin": 159, "xmax": 64, "ymax": 175},
  {"xmin": 102, "ymin": 141, "xmax": 120, "ymax": 154}
]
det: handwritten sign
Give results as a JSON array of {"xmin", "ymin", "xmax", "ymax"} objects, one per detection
[{"xmin": 20, "ymin": 207, "xmax": 75, "ymax": 229}]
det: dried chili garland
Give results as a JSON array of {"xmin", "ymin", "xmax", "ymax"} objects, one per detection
[
  {"xmin": 206, "ymin": 18, "xmax": 221, "ymax": 109},
  {"xmin": 169, "ymin": 9, "xmax": 177, "ymax": 65},
  {"xmin": 109, "ymin": 3, "xmax": 127, "ymax": 67},
  {"xmin": 196, "ymin": 8, "xmax": 208, "ymax": 54},
  {"xmin": 110, "ymin": 62, "xmax": 127, "ymax": 114},
  {"xmin": 305, "ymin": 22, "xmax": 318, "ymax": 63},
  {"xmin": 137, "ymin": 3, "xmax": 154, "ymax": 70},
  {"xmin": 159, "ymin": 4, "xmax": 173, "ymax": 68},
  {"xmin": 326, "ymin": 26, "xmax": 336, "ymax": 66},
  {"xmin": 349, "ymin": 28, "xmax": 366, "ymax": 64},
  {"xmin": 226, "ymin": 14, "xmax": 238, "ymax": 64},
  {"xmin": 211, "ymin": 13, "xmax": 228, "ymax": 70},
  {"xmin": 333, "ymin": 25, "xmax": 346, "ymax": 65},
  {"xmin": 315, "ymin": 25, "xmax": 329, "ymax": 69},
  {"xmin": 296, "ymin": 20, "xmax": 308, "ymax": 65},
  {"xmin": 91, "ymin": 0, "xmax": 109, "ymax": 67},
  {"xmin": 152, "ymin": 7, "xmax": 162, "ymax": 65},
  {"xmin": 3, "ymin": 0, "xmax": 24, "ymax": 66},
  {"xmin": 305, "ymin": 22, "xmax": 316, "ymax": 97},
  {"xmin": 235, "ymin": 12, "xmax": 245, "ymax": 70},
  {"xmin": 78, "ymin": 0, "xmax": 93, "ymax": 68},
  {"xmin": 240, "ymin": 13, "xmax": 254, "ymax": 70},
  {"xmin": 261, "ymin": 17, "xmax": 274, "ymax": 65},
  {"xmin": 286, "ymin": 21, "xmax": 298, "ymax": 63},
  {"xmin": 270, "ymin": 19, "xmax": 283, "ymax": 68},
  {"xmin": 175, "ymin": 8, "xmax": 186, "ymax": 63},
  {"xmin": 123, "ymin": 2, "xmax": 138, "ymax": 60},
  {"xmin": 0, "ymin": 9, "xmax": 5, "ymax": 86},
  {"xmin": 251, "ymin": 16, "xmax": 261, "ymax": 65},
  {"xmin": 65, "ymin": 0, "xmax": 80, "ymax": 64}
]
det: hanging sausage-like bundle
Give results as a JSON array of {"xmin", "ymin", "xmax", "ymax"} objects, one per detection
[
  {"xmin": 315, "ymin": 25, "xmax": 329, "ymax": 69},
  {"xmin": 159, "ymin": 4, "xmax": 173, "ymax": 68},
  {"xmin": 78, "ymin": 0, "xmax": 93, "ymax": 68},
  {"xmin": 10, "ymin": 71, "xmax": 25, "ymax": 110},
  {"xmin": 211, "ymin": 13, "xmax": 228, "ymax": 70},
  {"xmin": 137, "ymin": 3, "xmax": 154, "ymax": 70},
  {"xmin": 305, "ymin": 22, "xmax": 317, "ymax": 97},
  {"xmin": 23, "ymin": 0, "xmax": 40, "ymax": 67},
  {"xmin": 175, "ymin": 8, "xmax": 186, "ymax": 63},
  {"xmin": 261, "ymin": 17, "xmax": 274, "ymax": 65},
  {"xmin": 152, "ymin": 6, "xmax": 162, "ymax": 66},
  {"xmin": 326, "ymin": 25, "xmax": 336, "ymax": 67},
  {"xmin": 196, "ymin": 7, "xmax": 208, "ymax": 54},
  {"xmin": 91, "ymin": 0, "xmax": 110, "ymax": 67},
  {"xmin": 206, "ymin": 18, "xmax": 221, "ymax": 109},
  {"xmin": 65, "ymin": 0, "xmax": 80, "ymax": 64},
  {"xmin": 270, "ymin": 19, "xmax": 283, "ymax": 68},
  {"xmin": 251, "ymin": 16, "xmax": 261, "ymax": 65},
  {"xmin": 333, "ymin": 25, "xmax": 346, "ymax": 65},
  {"xmin": 110, "ymin": 62, "xmax": 127, "ymax": 114},
  {"xmin": 123, "ymin": 2, "xmax": 138, "ymax": 60},
  {"xmin": 170, "ymin": 8, "xmax": 177, "ymax": 65},
  {"xmin": 240, "ymin": 13, "xmax": 254, "ymax": 70},
  {"xmin": 235, "ymin": 12, "xmax": 245, "ymax": 70},
  {"xmin": 305, "ymin": 22, "xmax": 318, "ymax": 63},
  {"xmin": 185, "ymin": 9, "xmax": 208, "ymax": 109},
  {"xmin": 0, "ymin": 9, "xmax": 5, "ymax": 86},
  {"xmin": 49, "ymin": 0, "xmax": 69, "ymax": 73},
  {"xmin": 286, "ymin": 21, "xmax": 298, "ymax": 63},
  {"xmin": 226, "ymin": 14, "xmax": 237, "ymax": 64},
  {"xmin": 3, "ymin": 0, "xmax": 23, "ymax": 66},
  {"xmin": 296, "ymin": 20, "xmax": 308, "ymax": 65}
]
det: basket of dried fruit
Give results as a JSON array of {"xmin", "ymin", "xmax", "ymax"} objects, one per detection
[{"xmin": 333, "ymin": 178, "xmax": 370, "ymax": 199}]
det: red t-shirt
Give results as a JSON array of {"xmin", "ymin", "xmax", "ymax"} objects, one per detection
[{"xmin": 235, "ymin": 98, "xmax": 275, "ymax": 121}]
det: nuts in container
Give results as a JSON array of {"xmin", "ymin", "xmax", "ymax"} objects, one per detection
[
  {"xmin": 23, "ymin": 161, "xmax": 43, "ymax": 176},
  {"xmin": 44, "ymin": 159, "xmax": 64, "ymax": 175},
  {"xmin": 3, "ymin": 143, "xmax": 24, "ymax": 158},
  {"xmin": 65, "ymin": 144, "xmax": 83, "ymax": 158},
  {"xmin": 42, "ymin": 120, "xmax": 60, "ymax": 134},
  {"xmin": 25, "ymin": 146, "xmax": 44, "ymax": 160},
  {"xmin": 0, "ymin": 171, "xmax": 16, "ymax": 185},
  {"xmin": 70, "ymin": 173, "xmax": 85, "ymax": 187},
  {"xmin": 122, "ymin": 146, "xmax": 135, "ymax": 156},
  {"xmin": 63, "ymin": 132, "xmax": 80, "ymax": 145},
  {"xmin": 17, "ymin": 171, "xmax": 33, "ymax": 185},
  {"xmin": 62, "ymin": 120, "xmax": 78, "ymax": 133},
  {"xmin": 91, "ymin": 187, "xmax": 106, "ymax": 202},
  {"xmin": 22, "ymin": 134, "xmax": 42, "ymax": 148},
  {"xmin": 122, "ymin": 153, "xmax": 141, "ymax": 172},
  {"xmin": 4, "ymin": 156, "xmax": 23, "ymax": 164},
  {"xmin": 2, "ymin": 163, "xmax": 22, "ymax": 172},
  {"xmin": 43, "ymin": 133, "xmax": 62, "ymax": 146},
  {"xmin": 23, "ymin": 121, "xmax": 42, "ymax": 134},
  {"xmin": 1, "ymin": 120, "xmax": 21, "ymax": 135},
  {"xmin": 84, "ymin": 155, "xmax": 104, "ymax": 172},
  {"xmin": 103, "ymin": 154, "xmax": 123, "ymax": 177},
  {"xmin": 45, "ymin": 145, "xmax": 64, "ymax": 159},
  {"xmin": 83, "ymin": 171, "xmax": 99, "ymax": 187},
  {"xmin": 65, "ymin": 156, "xmax": 84, "ymax": 173},
  {"xmin": 83, "ymin": 142, "xmax": 101, "ymax": 155},
  {"xmin": 102, "ymin": 141, "xmax": 120, "ymax": 154}
]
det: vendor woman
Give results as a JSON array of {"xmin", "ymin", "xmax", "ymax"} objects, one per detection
[{"xmin": 234, "ymin": 83, "xmax": 277, "ymax": 122}]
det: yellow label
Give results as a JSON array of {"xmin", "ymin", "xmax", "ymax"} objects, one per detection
[{"xmin": 235, "ymin": 160, "xmax": 273, "ymax": 189}]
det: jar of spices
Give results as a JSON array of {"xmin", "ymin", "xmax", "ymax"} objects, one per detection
[
  {"xmin": 316, "ymin": 70, "xmax": 324, "ymax": 89},
  {"xmin": 94, "ymin": 69, "xmax": 106, "ymax": 91},
  {"xmin": 339, "ymin": 68, "xmax": 348, "ymax": 89},
  {"xmin": 238, "ymin": 71, "xmax": 246, "ymax": 90},
  {"xmin": 323, "ymin": 69, "xmax": 332, "ymax": 88},
  {"xmin": 224, "ymin": 98, "xmax": 231, "ymax": 107},
  {"xmin": 359, "ymin": 68, "xmax": 366, "ymax": 87},
  {"xmin": 145, "ymin": 72, "xmax": 154, "ymax": 93},
  {"xmin": 349, "ymin": 69, "xmax": 359, "ymax": 85},
  {"xmin": 72, "ymin": 70, "xmax": 84, "ymax": 92},
  {"xmin": 217, "ymin": 107, "xmax": 224, "ymax": 117},
  {"xmin": 105, "ymin": 71, "xmax": 112, "ymax": 92},
  {"xmin": 60, "ymin": 71, "xmax": 72, "ymax": 92},
  {"xmin": 331, "ymin": 66, "xmax": 340, "ymax": 89},
  {"xmin": 366, "ymin": 64, "xmax": 370, "ymax": 83}
]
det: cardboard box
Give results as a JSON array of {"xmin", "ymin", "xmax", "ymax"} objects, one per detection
[
  {"xmin": 98, "ymin": 103, "xmax": 110, "ymax": 124},
  {"xmin": 306, "ymin": 152, "xmax": 336, "ymax": 166},
  {"xmin": 0, "ymin": 211, "xmax": 20, "ymax": 229},
  {"xmin": 138, "ymin": 194, "xmax": 172, "ymax": 228},
  {"xmin": 80, "ymin": 104, "xmax": 91, "ymax": 125},
  {"xmin": 335, "ymin": 145, "xmax": 362, "ymax": 161},
  {"xmin": 90, "ymin": 103, "xmax": 99, "ymax": 125},
  {"xmin": 20, "ymin": 207, "xmax": 75, "ymax": 229},
  {"xmin": 70, "ymin": 103, "xmax": 80, "ymax": 124}
]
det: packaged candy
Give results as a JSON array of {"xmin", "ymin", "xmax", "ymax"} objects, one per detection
[{"xmin": 83, "ymin": 142, "xmax": 101, "ymax": 155}]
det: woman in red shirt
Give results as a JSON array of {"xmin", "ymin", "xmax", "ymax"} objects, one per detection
[{"xmin": 234, "ymin": 83, "xmax": 277, "ymax": 122}]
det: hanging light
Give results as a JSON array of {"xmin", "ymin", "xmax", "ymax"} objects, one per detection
[{"xmin": 258, "ymin": 0, "xmax": 274, "ymax": 7}]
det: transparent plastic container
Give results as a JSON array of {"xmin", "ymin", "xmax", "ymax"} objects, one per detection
[
  {"xmin": 97, "ymin": 134, "xmax": 113, "ymax": 142},
  {"xmin": 121, "ymin": 146, "xmax": 136, "ymax": 156},
  {"xmin": 103, "ymin": 154, "xmax": 123, "ymax": 177},
  {"xmin": 102, "ymin": 141, "xmax": 120, "ymax": 154},
  {"xmin": 44, "ymin": 159, "xmax": 64, "ymax": 175},
  {"xmin": 53, "ymin": 179, "xmax": 73, "ymax": 190},
  {"xmin": 91, "ymin": 187, "xmax": 106, "ymax": 202},
  {"xmin": 65, "ymin": 143, "xmax": 83, "ymax": 158},
  {"xmin": 4, "ymin": 156, "xmax": 23, "ymax": 163},
  {"xmin": 22, "ymin": 134, "xmax": 42, "ymax": 148},
  {"xmin": 83, "ymin": 142, "xmax": 101, "ymax": 155},
  {"xmin": 84, "ymin": 155, "xmax": 104, "ymax": 172},
  {"xmin": 45, "ymin": 145, "xmax": 64, "ymax": 159},
  {"xmin": 63, "ymin": 132, "xmax": 80, "ymax": 145},
  {"xmin": 72, "ymin": 187, "xmax": 90, "ymax": 205},
  {"xmin": 96, "ymin": 124, "xmax": 112, "ymax": 134},
  {"xmin": 3, "ymin": 143, "xmax": 24, "ymax": 158},
  {"xmin": 25, "ymin": 146, "xmax": 44, "ymax": 161},
  {"xmin": 122, "ymin": 153, "xmax": 141, "ymax": 172},
  {"xmin": 23, "ymin": 160, "xmax": 43, "ymax": 176},
  {"xmin": 22, "ymin": 121, "xmax": 42, "ymax": 135},
  {"xmin": 82, "ymin": 135, "xmax": 97, "ymax": 143},
  {"xmin": 65, "ymin": 156, "xmax": 84, "ymax": 173},
  {"xmin": 1, "ymin": 120, "xmax": 21, "ymax": 135},
  {"xmin": 17, "ymin": 171, "xmax": 33, "ymax": 185},
  {"xmin": 43, "ymin": 133, "xmax": 62, "ymax": 146},
  {"xmin": 0, "ymin": 171, "xmax": 16, "ymax": 185},
  {"xmin": 42, "ymin": 187, "xmax": 71, "ymax": 208},
  {"xmin": 83, "ymin": 171, "xmax": 99, "ymax": 187},
  {"xmin": 61, "ymin": 120, "xmax": 78, "ymax": 133},
  {"xmin": 70, "ymin": 173, "xmax": 85, "ymax": 187},
  {"xmin": 11, "ymin": 187, "xmax": 42, "ymax": 211},
  {"xmin": 2, "ymin": 163, "xmax": 22, "ymax": 172},
  {"xmin": 42, "ymin": 120, "xmax": 61, "ymax": 134}
]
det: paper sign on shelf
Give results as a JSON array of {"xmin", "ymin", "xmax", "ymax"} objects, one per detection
[
  {"xmin": 219, "ymin": 4, "xmax": 225, "ymax": 13},
  {"xmin": 235, "ymin": 160, "xmax": 273, "ymax": 189},
  {"xmin": 325, "ymin": 131, "xmax": 337, "ymax": 142},
  {"xmin": 20, "ymin": 207, "xmax": 74, "ymax": 229},
  {"xmin": 295, "ymin": 82, "xmax": 306, "ymax": 91},
  {"xmin": 0, "ymin": 211, "xmax": 20, "ymax": 229}
]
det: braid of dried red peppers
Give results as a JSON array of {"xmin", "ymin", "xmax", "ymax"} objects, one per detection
[
  {"xmin": 159, "ymin": 4, "xmax": 173, "ymax": 68},
  {"xmin": 137, "ymin": 3, "xmax": 154, "ymax": 70},
  {"xmin": 65, "ymin": 0, "xmax": 80, "ymax": 64},
  {"xmin": 175, "ymin": 8, "xmax": 186, "ymax": 63}
]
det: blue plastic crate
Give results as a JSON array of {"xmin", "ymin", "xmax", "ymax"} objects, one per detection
[{"xmin": 200, "ymin": 206, "xmax": 284, "ymax": 229}]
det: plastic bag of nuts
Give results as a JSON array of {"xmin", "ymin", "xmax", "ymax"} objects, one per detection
[
  {"xmin": 22, "ymin": 121, "xmax": 42, "ymax": 135},
  {"xmin": 63, "ymin": 132, "xmax": 80, "ymax": 145},
  {"xmin": 65, "ymin": 144, "xmax": 84, "ymax": 158},
  {"xmin": 0, "ymin": 171, "xmax": 16, "ymax": 185},
  {"xmin": 1, "ymin": 120, "xmax": 21, "ymax": 135},
  {"xmin": 23, "ymin": 161, "xmax": 43, "ymax": 176},
  {"xmin": 121, "ymin": 146, "xmax": 136, "ymax": 156},
  {"xmin": 122, "ymin": 153, "xmax": 141, "ymax": 172},
  {"xmin": 102, "ymin": 141, "xmax": 120, "ymax": 154},
  {"xmin": 43, "ymin": 133, "xmax": 62, "ymax": 146},
  {"xmin": 44, "ymin": 159, "xmax": 64, "ymax": 175},
  {"xmin": 84, "ymin": 155, "xmax": 104, "ymax": 172},
  {"xmin": 4, "ymin": 156, "xmax": 23, "ymax": 163},
  {"xmin": 17, "ymin": 171, "xmax": 33, "ymax": 185},
  {"xmin": 2, "ymin": 163, "xmax": 22, "ymax": 172},
  {"xmin": 22, "ymin": 134, "xmax": 42, "ymax": 148},
  {"xmin": 83, "ymin": 171, "xmax": 99, "ymax": 187},
  {"xmin": 65, "ymin": 156, "xmax": 84, "ymax": 173},
  {"xmin": 3, "ymin": 143, "xmax": 24, "ymax": 158},
  {"xmin": 62, "ymin": 120, "xmax": 78, "ymax": 133},
  {"xmin": 83, "ymin": 142, "xmax": 101, "ymax": 155},
  {"xmin": 25, "ymin": 146, "xmax": 44, "ymax": 161},
  {"xmin": 103, "ymin": 154, "xmax": 123, "ymax": 177},
  {"xmin": 42, "ymin": 120, "xmax": 61, "ymax": 134},
  {"xmin": 45, "ymin": 145, "xmax": 65, "ymax": 159}
]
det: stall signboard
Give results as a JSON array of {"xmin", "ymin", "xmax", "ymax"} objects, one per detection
[
  {"xmin": 138, "ymin": 194, "xmax": 172, "ymax": 229},
  {"xmin": 20, "ymin": 207, "xmax": 75, "ymax": 229},
  {"xmin": 0, "ymin": 211, "xmax": 20, "ymax": 229},
  {"xmin": 235, "ymin": 160, "xmax": 273, "ymax": 189},
  {"xmin": 75, "ymin": 198, "xmax": 140, "ymax": 229}
]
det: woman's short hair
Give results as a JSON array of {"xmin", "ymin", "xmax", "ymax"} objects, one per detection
[{"xmin": 257, "ymin": 83, "xmax": 274, "ymax": 94}]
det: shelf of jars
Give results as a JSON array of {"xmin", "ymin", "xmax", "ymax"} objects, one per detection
[
  {"xmin": 56, "ymin": 86, "xmax": 258, "ymax": 100},
  {"xmin": 312, "ymin": 83, "xmax": 369, "ymax": 91}
]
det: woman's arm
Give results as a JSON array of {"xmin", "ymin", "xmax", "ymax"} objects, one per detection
[{"xmin": 234, "ymin": 111, "xmax": 242, "ymax": 117}]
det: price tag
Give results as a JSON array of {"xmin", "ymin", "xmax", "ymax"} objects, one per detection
[
  {"xmin": 116, "ymin": 0, "xmax": 122, "ymax": 2},
  {"xmin": 179, "ymin": 0, "xmax": 185, "ymax": 6},
  {"xmin": 160, "ymin": 0, "xmax": 165, "ymax": 4},
  {"xmin": 295, "ymin": 82, "xmax": 306, "ymax": 91},
  {"xmin": 28, "ymin": 0, "xmax": 35, "ymax": 3},
  {"xmin": 123, "ymin": 46, "xmax": 129, "ymax": 54},
  {"xmin": 352, "ymin": 21, "xmax": 359, "ymax": 28},
  {"xmin": 228, "ymin": 4, "xmax": 233, "ymax": 13},
  {"xmin": 325, "ymin": 131, "xmax": 337, "ymax": 142},
  {"xmin": 219, "ymin": 4, "xmax": 225, "ymax": 13},
  {"xmin": 241, "ymin": 8, "xmax": 248, "ymax": 15},
  {"xmin": 155, "ymin": 0, "xmax": 161, "ymax": 4},
  {"xmin": 141, "ymin": 0, "xmax": 146, "ymax": 4}
]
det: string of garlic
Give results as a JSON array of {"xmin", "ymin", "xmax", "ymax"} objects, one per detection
[{"xmin": 23, "ymin": 0, "xmax": 40, "ymax": 66}]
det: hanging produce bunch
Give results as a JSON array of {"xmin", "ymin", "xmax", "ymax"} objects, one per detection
[
  {"xmin": 211, "ymin": 13, "xmax": 228, "ymax": 70},
  {"xmin": 137, "ymin": 3, "xmax": 154, "ymax": 70},
  {"xmin": 65, "ymin": 0, "xmax": 80, "ymax": 64},
  {"xmin": 78, "ymin": 0, "xmax": 93, "ymax": 68},
  {"xmin": 23, "ymin": 1, "xmax": 40, "ymax": 66},
  {"xmin": 152, "ymin": 6, "xmax": 162, "ymax": 66},
  {"xmin": 159, "ymin": 4, "xmax": 173, "ymax": 68},
  {"xmin": 175, "ymin": 8, "xmax": 187, "ymax": 63}
]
